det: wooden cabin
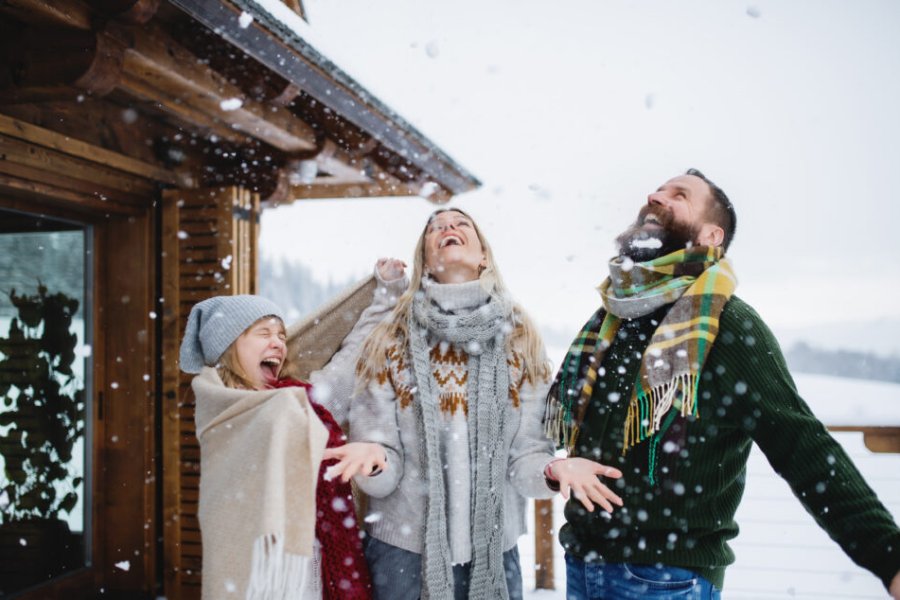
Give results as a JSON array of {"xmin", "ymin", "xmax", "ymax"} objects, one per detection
[{"xmin": 0, "ymin": 1, "xmax": 478, "ymax": 598}]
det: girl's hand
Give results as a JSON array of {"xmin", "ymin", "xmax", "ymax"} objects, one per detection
[
  {"xmin": 322, "ymin": 442, "xmax": 388, "ymax": 483},
  {"xmin": 548, "ymin": 457, "xmax": 624, "ymax": 513},
  {"xmin": 376, "ymin": 258, "xmax": 407, "ymax": 282}
]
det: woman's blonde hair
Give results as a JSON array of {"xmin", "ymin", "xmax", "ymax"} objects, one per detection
[
  {"xmin": 216, "ymin": 316, "xmax": 288, "ymax": 389},
  {"xmin": 357, "ymin": 208, "xmax": 551, "ymax": 386}
]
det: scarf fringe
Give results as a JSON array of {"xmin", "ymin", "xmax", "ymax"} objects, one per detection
[
  {"xmin": 246, "ymin": 533, "xmax": 319, "ymax": 600},
  {"xmin": 623, "ymin": 373, "xmax": 698, "ymax": 453}
]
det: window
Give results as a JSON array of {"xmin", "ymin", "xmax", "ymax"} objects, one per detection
[{"xmin": 0, "ymin": 209, "xmax": 91, "ymax": 594}]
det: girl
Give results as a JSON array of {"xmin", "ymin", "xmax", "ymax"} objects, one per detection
[
  {"xmin": 179, "ymin": 259, "xmax": 406, "ymax": 600},
  {"xmin": 341, "ymin": 210, "xmax": 623, "ymax": 600}
]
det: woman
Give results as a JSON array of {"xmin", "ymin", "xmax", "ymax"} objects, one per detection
[
  {"xmin": 179, "ymin": 259, "xmax": 406, "ymax": 600},
  {"xmin": 343, "ymin": 210, "xmax": 623, "ymax": 600}
]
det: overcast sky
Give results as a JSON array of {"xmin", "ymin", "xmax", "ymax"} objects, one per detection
[{"xmin": 259, "ymin": 0, "xmax": 900, "ymax": 355}]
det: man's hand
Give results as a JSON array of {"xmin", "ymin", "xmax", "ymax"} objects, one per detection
[
  {"xmin": 889, "ymin": 570, "xmax": 900, "ymax": 599},
  {"xmin": 376, "ymin": 257, "xmax": 407, "ymax": 282},
  {"xmin": 322, "ymin": 442, "xmax": 387, "ymax": 483},
  {"xmin": 549, "ymin": 457, "xmax": 624, "ymax": 513}
]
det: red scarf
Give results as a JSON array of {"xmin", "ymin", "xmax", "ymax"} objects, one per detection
[{"xmin": 272, "ymin": 379, "xmax": 372, "ymax": 599}]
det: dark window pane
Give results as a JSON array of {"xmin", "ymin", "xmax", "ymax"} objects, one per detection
[{"xmin": 0, "ymin": 210, "xmax": 90, "ymax": 594}]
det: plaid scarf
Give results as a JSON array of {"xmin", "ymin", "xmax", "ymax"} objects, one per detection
[{"xmin": 545, "ymin": 247, "xmax": 736, "ymax": 482}]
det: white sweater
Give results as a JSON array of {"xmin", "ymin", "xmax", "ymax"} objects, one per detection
[{"xmin": 350, "ymin": 280, "xmax": 556, "ymax": 562}]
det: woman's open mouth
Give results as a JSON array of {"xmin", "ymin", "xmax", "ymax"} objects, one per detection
[
  {"xmin": 438, "ymin": 234, "xmax": 464, "ymax": 248},
  {"xmin": 260, "ymin": 357, "xmax": 282, "ymax": 383}
]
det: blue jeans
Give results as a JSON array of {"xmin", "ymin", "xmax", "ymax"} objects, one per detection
[
  {"xmin": 565, "ymin": 554, "xmax": 721, "ymax": 599},
  {"xmin": 364, "ymin": 536, "xmax": 523, "ymax": 600}
]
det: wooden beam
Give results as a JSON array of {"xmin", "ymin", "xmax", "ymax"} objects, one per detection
[
  {"xmin": 87, "ymin": 0, "xmax": 160, "ymax": 24},
  {"xmin": 119, "ymin": 24, "xmax": 317, "ymax": 153},
  {"xmin": 0, "ymin": 0, "xmax": 92, "ymax": 30},
  {"xmin": 1, "ymin": 0, "xmax": 159, "ymax": 28},
  {"xmin": 865, "ymin": 431, "xmax": 900, "ymax": 453},
  {"xmin": 283, "ymin": 181, "xmax": 419, "ymax": 201},
  {"xmin": 0, "ymin": 157, "xmax": 147, "ymax": 210},
  {"xmin": 1, "ymin": 133, "xmax": 156, "ymax": 197},
  {"xmin": 100, "ymin": 209, "xmax": 158, "ymax": 594},
  {"xmin": 534, "ymin": 498, "xmax": 555, "ymax": 589},
  {"xmin": 0, "ymin": 172, "xmax": 142, "ymax": 216},
  {"xmin": 160, "ymin": 189, "xmax": 183, "ymax": 600},
  {"xmin": 1, "ymin": 22, "xmax": 318, "ymax": 154},
  {"xmin": 309, "ymin": 139, "xmax": 370, "ymax": 184},
  {"xmin": 280, "ymin": 179, "xmax": 452, "ymax": 205},
  {"xmin": 0, "ymin": 113, "xmax": 178, "ymax": 184},
  {"xmin": 0, "ymin": 27, "xmax": 121, "ymax": 100}
]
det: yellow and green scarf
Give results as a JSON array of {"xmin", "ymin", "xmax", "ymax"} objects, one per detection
[{"xmin": 544, "ymin": 247, "xmax": 736, "ymax": 482}]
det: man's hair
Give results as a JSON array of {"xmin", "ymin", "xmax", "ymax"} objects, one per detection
[{"xmin": 685, "ymin": 168, "xmax": 737, "ymax": 252}]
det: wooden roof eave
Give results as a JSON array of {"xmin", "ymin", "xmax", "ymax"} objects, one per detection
[{"xmin": 167, "ymin": 0, "xmax": 481, "ymax": 200}]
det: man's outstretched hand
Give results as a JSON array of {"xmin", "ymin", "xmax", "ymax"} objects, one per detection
[{"xmin": 549, "ymin": 457, "xmax": 624, "ymax": 513}]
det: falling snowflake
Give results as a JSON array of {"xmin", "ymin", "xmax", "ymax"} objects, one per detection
[{"xmin": 220, "ymin": 98, "xmax": 243, "ymax": 111}]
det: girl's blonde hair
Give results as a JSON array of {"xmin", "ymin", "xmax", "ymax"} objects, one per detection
[
  {"xmin": 357, "ymin": 208, "xmax": 551, "ymax": 386},
  {"xmin": 217, "ymin": 316, "xmax": 288, "ymax": 389}
]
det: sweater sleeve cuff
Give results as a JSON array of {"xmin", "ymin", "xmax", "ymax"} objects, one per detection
[{"xmin": 373, "ymin": 266, "xmax": 409, "ymax": 298}]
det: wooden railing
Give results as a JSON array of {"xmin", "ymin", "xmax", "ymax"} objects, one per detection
[{"xmin": 828, "ymin": 425, "xmax": 900, "ymax": 453}]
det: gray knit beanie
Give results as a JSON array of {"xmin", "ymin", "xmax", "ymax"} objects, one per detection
[{"xmin": 179, "ymin": 295, "xmax": 285, "ymax": 374}]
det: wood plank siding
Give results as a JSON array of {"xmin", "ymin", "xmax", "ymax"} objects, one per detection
[{"xmin": 161, "ymin": 187, "xmax": 259, "ymax": 599}]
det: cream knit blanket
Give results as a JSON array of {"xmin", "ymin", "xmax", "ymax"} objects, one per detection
[{"xmin": 194, "ymin": 368, "xmax": 328, "ymax": 599}]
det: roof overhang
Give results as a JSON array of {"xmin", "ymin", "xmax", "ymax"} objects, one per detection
[
  {"xmin": 0, "ymin": 0, "xmax": 479, "ymax": 208},
  {"xmin": 169, "ymin": 0, "xmax": 480, "ymax": 202}
]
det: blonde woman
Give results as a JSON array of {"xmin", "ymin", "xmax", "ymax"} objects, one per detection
[{"xmin": 342, "ymin": 210, "xmax": 623, "ymax": 600}]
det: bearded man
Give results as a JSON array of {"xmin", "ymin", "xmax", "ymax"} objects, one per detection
[{"xmin": 543, "ymin": 169, "xmax": 900, "ymax": 599}]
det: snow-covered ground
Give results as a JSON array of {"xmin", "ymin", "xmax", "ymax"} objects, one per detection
[{"xmin": 519, "ymin": 372, "xmax": 900, "ymax": 599}]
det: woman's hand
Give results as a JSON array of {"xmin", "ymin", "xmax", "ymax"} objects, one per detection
[
  {"xmin": 548, "ymin": 457, "xmax": 624, "ymax": 513},
  {"xmin": 322, "ymin": 442, "xmax": 388, "ymax": 483},
  {"xmin": 376, "ymin": 257, "xmax": 407, "ymax": 282}
]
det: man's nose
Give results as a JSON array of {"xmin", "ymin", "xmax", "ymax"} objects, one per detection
[{"xmin": 647, "ymin": 192, "xmax": 667, "ymax": 206}]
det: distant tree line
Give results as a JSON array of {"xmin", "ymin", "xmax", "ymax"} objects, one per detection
[
  {"xmin": 260, "ymin": 256, "xmax": 900, "ymax": 385},
  {"xmin": 258, "ymin": 255, "xmax": 360, "ymax": 324},
  {"xmin": 784, "ymin": 341, "xmax": 900, "ymax": 384}
]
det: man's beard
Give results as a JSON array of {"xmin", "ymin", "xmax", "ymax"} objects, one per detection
[{"xmin": 615, "ymin": 205, "xmax": 696, "ymax": 262}]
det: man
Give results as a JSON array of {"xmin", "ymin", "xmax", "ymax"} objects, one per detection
[{"xmin": 543, "ymin": 169, "xmax": 900, "ymax": 599}]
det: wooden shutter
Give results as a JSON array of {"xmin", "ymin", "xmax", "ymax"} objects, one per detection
[{"xmin": 160, "ymin": 187, "xmax": 260, "ymax": 600}]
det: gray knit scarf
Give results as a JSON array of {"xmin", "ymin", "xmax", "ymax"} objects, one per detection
[{"xmin": 408, "ymin": 287, "xmax": 513, "ymax": 600}]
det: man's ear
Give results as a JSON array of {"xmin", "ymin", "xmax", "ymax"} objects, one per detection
[{"xmin": 697, "ymin": 223, "xmax": 725, "ymax": 248}]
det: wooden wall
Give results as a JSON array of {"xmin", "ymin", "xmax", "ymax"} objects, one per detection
[{"xmin": 161, "ymin": 187, "xmax": 259, "ymax": 600}]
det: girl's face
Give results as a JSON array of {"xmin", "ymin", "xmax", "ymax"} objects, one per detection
[
  {"xmin": 235, "ymin": 316, "xmax": 287, "ymax": 390},
  {"xmin": 423, "ymin": 210, "xmax": 486, "ymax": 283}
]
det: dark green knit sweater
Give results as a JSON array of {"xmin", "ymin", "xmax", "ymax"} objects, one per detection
[{"xmin": 559, "ymin": 296, "xmax": 900, "ymax": 590}]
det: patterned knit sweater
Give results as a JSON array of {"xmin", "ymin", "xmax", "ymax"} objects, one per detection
[
  {"xmin": 560, "ymin": 296, "xmax": 900, "ymax": 591},
  {"xmin": 350, "ymin": 280, "xmax": 556, "ymax": 563}
]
